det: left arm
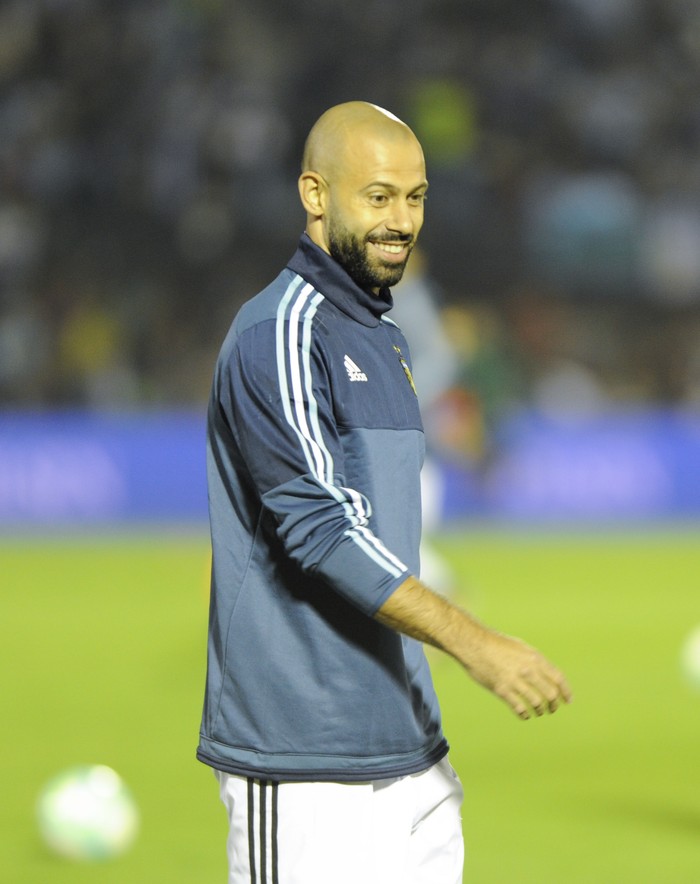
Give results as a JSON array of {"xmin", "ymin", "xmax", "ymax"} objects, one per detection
[{"xmin": 376, "ymin": 576, "xmax": 573, "ymax": 720}]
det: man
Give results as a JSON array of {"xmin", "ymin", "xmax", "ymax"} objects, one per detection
[{"xmin": 198, "ymin": 101, "xmax": 572, "ymax": 884}]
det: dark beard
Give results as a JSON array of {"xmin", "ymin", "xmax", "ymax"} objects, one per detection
[{"xmin": 328, "ymin": 220, "xmax": 411, "ymax": 291}]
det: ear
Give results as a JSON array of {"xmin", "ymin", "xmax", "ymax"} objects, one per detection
[{"xmin": 298, "ymin": 171, "xmax": 326, "ymax": 217}]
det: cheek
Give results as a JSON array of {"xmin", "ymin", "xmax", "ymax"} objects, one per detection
[
  {"xmin": 412, "ymin": 212, "xmax": 425, "ymax": 239},
  {"xmin": 330, "ymin": 204, "xmax": 368, "ymax": 238}
]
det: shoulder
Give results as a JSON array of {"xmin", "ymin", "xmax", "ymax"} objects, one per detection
[
  {"xmin": 234, "ymin": 268, "xmax": 300, "ymax": 332},
  {"xmin": 236, "ymin": 269, "xmax": 342, "ymax": 334},
  {"xmin": 217, "ymin": 270, "xmax": 337, "ymax": 368}
]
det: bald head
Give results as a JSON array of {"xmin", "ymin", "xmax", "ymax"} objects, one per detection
[{"xmin": 302, "ymin": 102, "xmax": 422, "ymax": 178}]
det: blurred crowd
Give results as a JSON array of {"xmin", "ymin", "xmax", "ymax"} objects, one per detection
[{"xmin": 2, "ymin": 0, "xmax": 700, "ymax": 459}]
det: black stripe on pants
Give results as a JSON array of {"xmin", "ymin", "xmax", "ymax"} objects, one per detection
[{"xmin": 246, "ymin": 779, "xmax": 279, "ymax": 883}]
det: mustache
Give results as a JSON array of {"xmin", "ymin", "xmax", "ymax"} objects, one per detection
[{"xmin": 368, "ymin": 233, "xmax": 414, "ymax": 244}]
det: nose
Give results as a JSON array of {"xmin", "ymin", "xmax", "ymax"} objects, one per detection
[{"xmin": 386, "ymin": 200, "xmax": 417, "ymax": 237}]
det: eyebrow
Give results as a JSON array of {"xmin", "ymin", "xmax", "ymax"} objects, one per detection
[{"xmin": 361, "ymin": 180, "xmax": 429, "ymax": 192}]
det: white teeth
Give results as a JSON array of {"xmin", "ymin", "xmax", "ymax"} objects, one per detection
[{"xmin": 375, "ymin": 243, "xmax": 404, "ymax": 254}]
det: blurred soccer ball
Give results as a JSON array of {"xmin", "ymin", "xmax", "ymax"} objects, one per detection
[
  {"xmin": 36, "ymin": 765, "xmax": 139, "ymax": 861},
  {"xmin": 680, "ymin": 626, "xmax": 700, "ymax": 692}
]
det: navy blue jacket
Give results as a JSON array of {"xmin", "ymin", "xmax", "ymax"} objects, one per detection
[{"xmin": 197, "ymin": 234, "xmax": 448, "ymax": 780}]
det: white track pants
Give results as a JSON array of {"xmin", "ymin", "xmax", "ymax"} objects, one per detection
[{"xmin": 216, "ymin": 756, "xmax": 464, "ymax": 884}]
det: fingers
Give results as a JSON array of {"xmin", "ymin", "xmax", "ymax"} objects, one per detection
[
  {"xmin": 495, "ymin": 655, "xmax": 572, "ymax": 720},
  {"xmin": 467, "ymin": 630, "xmax": 573, "ymax": 720},
  {"xmin": 498, "ymin": 687, "xmax": 535, "ymax": 720},
  {"xmin": 500, "ymin": 663, "xmax": 573, "ymax": 721}
]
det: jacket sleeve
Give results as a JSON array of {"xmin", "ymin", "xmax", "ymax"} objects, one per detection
[{"xmin": 215, "ymin": 315, "xmax": 411, "ymax": 616}]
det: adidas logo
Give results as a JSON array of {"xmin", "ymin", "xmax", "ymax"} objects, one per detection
[{"xmin": 344, "ymin": 354, "xmax": 368, "ymax": 382}]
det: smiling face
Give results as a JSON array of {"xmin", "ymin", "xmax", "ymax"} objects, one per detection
[
  {"xmin": 325, "ymin": 135, "xmax": 427, "ymax": 291},
  {"xmin": 299, "ymin": 103, "xmax": 428, "ymax": 292}
]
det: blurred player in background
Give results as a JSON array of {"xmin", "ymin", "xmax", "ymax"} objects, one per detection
[
  {"xmin": 390, "ymin": 247, "xmax": 460, "ymax": 596},
  {"xmin": 198, "ymin": 101, "xmax": 572, "ymax": 884}
]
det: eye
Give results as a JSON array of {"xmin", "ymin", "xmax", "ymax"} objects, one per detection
[
  {"xmin": 368, "ymin": 192, "xmax": 389, "ymax": 206},
  {"xmin": 408, "ymin": 192, "xmax": 427, "ymax": 206}
]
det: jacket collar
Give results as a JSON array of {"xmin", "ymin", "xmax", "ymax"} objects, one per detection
[{"xmin": 287, "ymin": 233, "xmax": 394, "ymax": 328}]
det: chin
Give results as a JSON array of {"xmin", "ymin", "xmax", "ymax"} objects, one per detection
[{"xmin": 379, "ymin": 264, "xmax": 408, "ymax": 288}]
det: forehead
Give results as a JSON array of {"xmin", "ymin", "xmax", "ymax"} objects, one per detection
[{"xmin": 339, "ymin": 132, "xmax": 427, "ymax": 190}]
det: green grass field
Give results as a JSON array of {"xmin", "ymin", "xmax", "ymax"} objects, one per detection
[{"xmin": 2, "ymin": 527, "xmax": 699, "ymax": 882}]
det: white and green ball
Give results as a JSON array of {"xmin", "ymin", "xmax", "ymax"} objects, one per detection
[
  {"xmin": 680, "ymin": 625, "xmax": 700, "ymax": 692},
  {"xmin": 36, "ymin": 765, "xmax": 139, "ymax": 861}
]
